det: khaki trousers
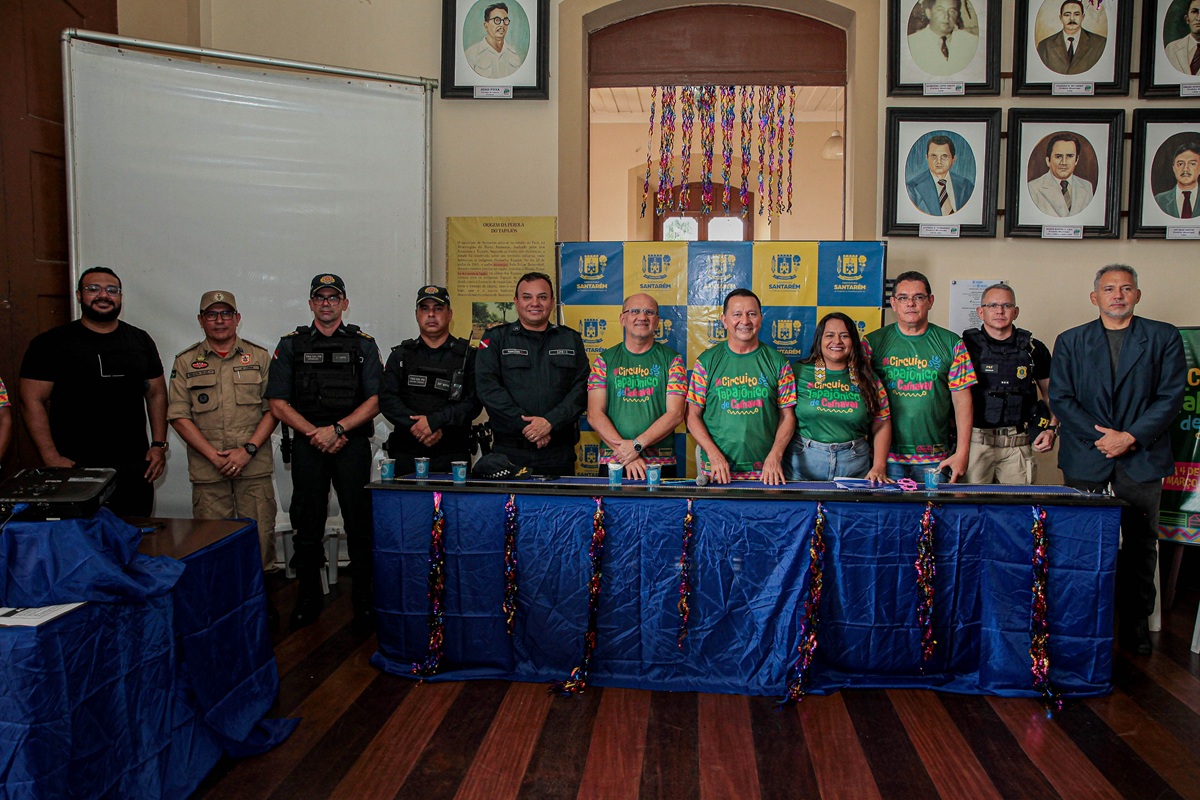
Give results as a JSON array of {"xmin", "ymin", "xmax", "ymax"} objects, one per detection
[
  {"xmin": 192, "ymin": 475, "xmax": 278, "ymax": 571},
  {"xmin": 965, "ymin": 439, "xmax": 1036, "ymax": 485}
]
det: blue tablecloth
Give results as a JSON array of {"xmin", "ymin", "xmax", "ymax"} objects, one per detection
[
  {"xmin": 0, "ymin": 510, "xmax": 296, "ymax": 799},
  {"xmin": 371, "ymin": 490, "xmax": 1120, "ymax": 698}
]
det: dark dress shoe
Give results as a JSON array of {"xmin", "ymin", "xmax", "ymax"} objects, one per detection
[
  {"xmin": 290, "ymin": 569, "xmax": 325, "ymax": 629},
  {"xmin": 1120, "ymin": 617, "xmax": 1152, "ymax": 655}
]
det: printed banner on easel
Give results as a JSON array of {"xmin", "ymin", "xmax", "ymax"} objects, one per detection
[
  {"xmin": 559, "ymin": 240, "xmax": 887, "ymax": 476},
  {"xmin": 1158, "ymin": 326, "xmax": 1200, "ymax": 544}
]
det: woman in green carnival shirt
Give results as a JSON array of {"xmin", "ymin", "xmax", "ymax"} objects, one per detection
[{"xmin": 786, "ymin": 313, "xmax": 892, "ymax": 482}]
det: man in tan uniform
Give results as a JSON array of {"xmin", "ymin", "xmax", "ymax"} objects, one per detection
[{"xmin": 168, "ymin": 291, "xmax": 279, "ymax": 571}]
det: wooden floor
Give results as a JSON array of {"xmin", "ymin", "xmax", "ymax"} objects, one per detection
[{"xmin": 193, "ymin": 561, "xmax": 1200, "ymax": 800}]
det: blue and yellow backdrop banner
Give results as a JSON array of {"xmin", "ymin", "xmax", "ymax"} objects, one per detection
[{"xmin": 559, "ymin": 240, "xmax": 886, "ymax": 475}]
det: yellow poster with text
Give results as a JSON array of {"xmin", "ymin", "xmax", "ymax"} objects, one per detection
[
  {"xmin": 751, "ymin": 242, "xmax": 819, "ymax": 307},
  {"xmin": 446, "ymin": 216, "xmax": 557, "ymax": 340}
]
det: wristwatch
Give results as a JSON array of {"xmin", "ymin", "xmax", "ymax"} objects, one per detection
[
  {"xmin": 243, "ymin": 442, "xmax": 259, "ymax": 457},
  {"xmin": 632, "ymin": 439, "xmax": 644, "ymax": 454},
  {"xmin": 151, "ymin": 440, "xmax": 169, "ymax": 451},
  {"xmin": 333, "ymin": 422, "xmax": 346, "ymax": 437}
]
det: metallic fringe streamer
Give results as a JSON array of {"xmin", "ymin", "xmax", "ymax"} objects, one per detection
[
  {"xmin": 1029, "ymin": 505, "xmax": 1063, "ymax": 713},
  {"xmin": 739, "ymin": 85, "xmax": 753, "ymax": 217},
  {"xmin": 640, "ymin": 86, "xmax": 656, "ymax": 219},
  {"xmin": 503, "ymin": 493, "xmax": 519, "ymax": 635},
  {"xmin": 720, "ymin": 86, "xmax": 734, "ymax": 215},
  {"xmin": 915, "ymin": 501, "xmax": 938, "ymax": 667},
  {"xmin": 550, "ymin": 497, "xmax": 608, "ymax": 696},
  {"xmin": 786, "ymin": 86, "xmax": 795, "ymax": 212},
  {"xmin": 676, "ymin": 498, "xmax": 696, "ymax": 648},
  {"xmin": 699, "ymin": 86, "xmax": 715, "ymax": 215},
  {"xmin": 411, "ymin": 491, "xmax": 447, "ymax": 678},
  {"xmin": 677, "ymin": 86, "xmax": 695, "ymax": 210},
  {"xmin": 774, "ymin": 85, "xmax": 787, "ymax": 218},
  {"xmin": 780, "ymin": 503, "xmax": 827, "ymax": 705},
  {"xmin": 757, "ymin": 86, "xmax": 769, "ymax": 217},
  {"xmin": 656, "ymin": 86, "xmax": 676, "ymax": 216}
]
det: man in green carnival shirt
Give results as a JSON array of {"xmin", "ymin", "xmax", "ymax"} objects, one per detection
[
  {"xmin": 587, "ymin": 294, "xmax": 687, "ymax": 479},
  {"xmin": 862, "ymin": 270, "xmax": 977, "ymax": 483},
  {"xmin": 686, "ymin": 289, "xmax": 797, "ymax": 484}
]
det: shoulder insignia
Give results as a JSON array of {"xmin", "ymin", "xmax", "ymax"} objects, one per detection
[
  {"xmin": 356, "ymin": 330, "xmax": 374, "ymax": 340},
  {"xmin": 174, "ymin": 341, "xmax": 204, "ymax": 359}
]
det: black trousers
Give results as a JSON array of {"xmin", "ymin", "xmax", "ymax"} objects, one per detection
[
  {"xmin": 289, "ymin": 435, "xmax": 373, "ymax": 576},
  {"xmin": 1065, "ymin": 463, "xmax": 1162, "ymax": 621}
]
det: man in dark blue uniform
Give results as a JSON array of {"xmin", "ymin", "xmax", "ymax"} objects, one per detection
[
  {"xmin": 380, "ymin": 285, "xmax": 481, "ymax": 474},
  {"xmin": 266, "ymin": 274, "xmax": 382, "ymax": 628},
  {"xmin": 475, "ymin": 272, "xmax": 589, "ymax": 475}
]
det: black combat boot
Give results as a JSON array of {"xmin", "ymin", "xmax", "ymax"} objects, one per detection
[{"xmin": 290, "ymin": 568, "xmax": 324, "ymax": 629}]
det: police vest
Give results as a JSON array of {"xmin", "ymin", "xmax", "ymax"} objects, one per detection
[
  {"xmin": 963, "ymin": 327, "xmax": 1037, "ymax": 428},
  {"xmin": 290, "ymin": 325, "xmax": 364, "ymax": 425},
  {"xmin": 394, "ymin": 337, "xmax": 468, "ymax": 416}
]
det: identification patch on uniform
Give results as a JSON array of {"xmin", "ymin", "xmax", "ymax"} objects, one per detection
[
  {"xmin": 198, "ymin": 393, "xmax": 210, "ymax": 404},
  {"xmin": 502, "ymin": 348, "xmax": 528, "ymax": 356},
  {"xmin": 408, "ymin": 375, "xmax": 428, "ymax": 387},
  {"xmin": 332, "ymin": 353, "xmax": 351, "ymax": 363},
  {"xmin": 549, "ymin": 349, "xmax": 576, "ymax": 356},
  {"xmin": 186, "ymin": 369, "xmax": 216, "ymax": 378},
  {"xmin": 982, "ymin": 364, "xmax": 998, "ymax": 373},
  {"xmin": 233, "ymin": 364, "xmax": 261, "ymax": 372},
  {"xmin": 192, "ymin": 360, "xmax": 209, "ymax": 369},
  {"xmin": 240, "ymin": 354, "xmax": 252, "ymax": 364},
  {"xmin": 303, "ymin": 353, "xmax": 325, "ymax": 363},
  {"xmin": 434, "ymin": 378, "xmax": 451, "ymax": 391},
  {"xmin": 1016, "ymin": 366, "xmax": 1028, "ymax": 379}
]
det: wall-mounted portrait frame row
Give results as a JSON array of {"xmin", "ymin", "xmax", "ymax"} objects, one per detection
[
  {"xmin": 889, "ymin": 0, "xmax": 1200, "ymax": 97},
  {"xmin": 883, "ymin": 107, "xmax": 1200, "ymax": 238}
]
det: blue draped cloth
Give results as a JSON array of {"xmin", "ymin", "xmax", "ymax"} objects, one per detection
[
  {"xmin": 0, "ymin": 510, "xmax": 297, "ymax": 798},
  {"xmin": 371, "ymin": 490, "xmax": 1119, "ymax": 698}
]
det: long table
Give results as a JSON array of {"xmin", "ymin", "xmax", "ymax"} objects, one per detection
[
  {"xmin": 370, "ymin": 478, "xmax": 1121, "ymax": 698},
  {"xmin": 0, "ymin": 512, "xmax": 295, "ymax": 798}
]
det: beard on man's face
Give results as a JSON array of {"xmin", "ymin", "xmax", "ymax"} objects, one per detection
[{"xmin": 80, "ymin": 300, "xmax": 121, "ymax": 323}]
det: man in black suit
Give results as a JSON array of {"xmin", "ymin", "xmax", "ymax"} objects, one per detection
[
  {"xmin": 1036, "ymin": 0, "xmax": 1107, "ymax": 75},
  {"xmin": 1049, "ymin": 265, "xmax": 1185, "ymax": 655}
]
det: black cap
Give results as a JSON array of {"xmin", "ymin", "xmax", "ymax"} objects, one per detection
[
  {"xmin": 415, "ymin": 285, "xmax": 451, "ymax": 306},
  {"xmin": 310, "ymin": 273, "xmax": 346, "ymax": 296}
]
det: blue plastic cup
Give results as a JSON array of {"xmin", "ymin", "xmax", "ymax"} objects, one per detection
[
  {"xmin": 645, "ymin": 463, "xmax": 662, "ymax": 488},
  {"xmin": 380, "ymin": 458, "xmax": 395, "ymax": 481},
  {"xmin": 608, "ymin": 463, "xmax": 624, "ymax": 488},
  {"xmin": 452, "ymin": 461, "xmax": 468, "ymax": 484},
  {"xmin": 415, "ymin": 457, "xmax": 430, "ymax": 480},
  {"xmin": 924, "ymin": 467, "xmax": 941, "ymax": 491}
]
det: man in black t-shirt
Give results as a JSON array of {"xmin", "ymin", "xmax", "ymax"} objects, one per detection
[{"xmin": 19, "ymin": 267, "xmax": 168, "ymax": 516}]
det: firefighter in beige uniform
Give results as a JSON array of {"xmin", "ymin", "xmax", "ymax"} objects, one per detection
[{"xmin": 168, "ymin": 291, "xmax": 279, "ymax": 570}]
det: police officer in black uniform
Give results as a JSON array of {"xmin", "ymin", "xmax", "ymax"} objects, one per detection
[
  {"xmin": 266, "ymin": 274, "xmax": 382, "ymax": 627},
  {"xmin": 380, "ymin": 285, "xmax": 481, "ymax": 474},
  {"xmin": 962, "ymin": 283, "xmax": 1058, "ymax": 484},
  {"xmin": 476, "ymin": 272, "xmax": 589, "ymax": 475}
]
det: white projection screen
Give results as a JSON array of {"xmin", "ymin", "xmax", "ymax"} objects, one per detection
[{"xmin": 64, "ymin": 33, "xmax": 432, "ymax": 521}]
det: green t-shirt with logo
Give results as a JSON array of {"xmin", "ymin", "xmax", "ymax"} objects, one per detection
[
  {"xmin": 587, "ymin": 342, "xmax": 687, "ymax": 464},
  {"xmin": 863, "ymin": 323, "xmax": 977, "ymax": 464},
  {"xmin": 686, "ymin": 342, "xmax": 797, "ymax": 478},
  {"xmin": 793, "ymin": 362, "xmax": 890, "ymax": 444}
]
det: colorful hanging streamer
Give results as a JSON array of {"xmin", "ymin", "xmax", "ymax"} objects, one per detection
[
  {"xmin": 780, "ymin": 503, "xmax": 828, "ymax": 705},
  {"xmin": 411, "ymin": 491, "xmax": 447, "ymax": 678},
  {"xmin": 676, "ymin": 498, "xmax": 696, "ymax": 648},
  {"xmin": 640, "ymin": 86, "xmax": 656, "ymax": 219},
  {"xmin": 503, "ymin": 493, "xmax": 519, "ymax": 635},
  {"xmin": 550, "ymin": 497, "xmax": 608, "ymax": 696},
  {"xmin": 774, "ymin": 85, "xmax": 787, "ymax": 218},
  {"xmin": 699, "ymin": 86, "xmax": 716, "ymax": 215},
  {"xmin": 915, "ymin": 501, "xmax": 937, "ymax": 667},
  {"xmin": 739, "ymin": 85, "xmax": 753, "ymax": 217},
  {"xmin": 1029, "ymin": 505, "xmax": 1063, "ymax": 713},
  {"xmin": 677, "ymin": 86, "xmax": 696, "ymax": 211},
  {"xmin": 656, "ymin": 86, "xmax": 676, "ymax": 216},
  {"xmin": 720, "ymin": 86, "xmax": 734, "ymax": 215},
  {"xmin": 757, "ymin": 86, "xmax": 769, "ymax": 217},
  {"xmin": 786, "ymin": 86, "xmax": 796, "ymax": 213}
]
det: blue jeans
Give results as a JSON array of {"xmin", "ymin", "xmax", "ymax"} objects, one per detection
[
  {"xmin": 885, "ymin": 461, "xmax": 945, "ymax": 484},
  {"xmin": 785, "ymin": 436, "xmax": 870, "ymax": 481}
]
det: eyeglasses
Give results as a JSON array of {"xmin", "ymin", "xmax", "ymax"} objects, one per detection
[
  {"xmin": 488, "ymin": 16, "xmax": 511, "ymax": 24},
  {"xmin": 893, "ymin": 294, "xmax": 929, "ymax": 304},
  {"xmin": 203, "ymin": 310, "xmax": 237, "ymax": 321},
  {"xmin": 82, "ymin": 284, "xmax": 122, "ymax": 296},
  {"xmin": 980, "ymin": 302, "xmax": 1016, "ymax": 310},
  {"xmin": 622, "ymin": 308, "xmax": 658, "ymax": 317},
  {"xmin": 312, "ymin": 294, "xmax": 344, "ymax": 305}
]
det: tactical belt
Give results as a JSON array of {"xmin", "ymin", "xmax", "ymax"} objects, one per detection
[{"xmin": 971, "ymin": 426, "xmax": 1028, "ymax": 448}]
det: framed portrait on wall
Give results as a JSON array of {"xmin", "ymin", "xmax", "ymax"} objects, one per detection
[
  {"xmin": 1129, "ymin": 108, "xmax": 1200, "ymax": 237},
  {"xmin": 1139, "ymin": 0, "xmax": 1200, "ymax": 97},
  {"xmin": 1004, "ymin": 108, "xmax": 1124, "ymax": 237},
  {"xmin": 887, "ymin": 0, "xmax": 1001, "ymax": 95},
  {"xmin": 441, "ymin": 0, "xmax": 549, "ymax": 99},
  {"xmin": 883, "ymin": 107, "xmax": 1002, "ymax": 236},
  {"xmin": 1012, "ymin": 0, "xmax": 1132, "ymax": 95}
]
